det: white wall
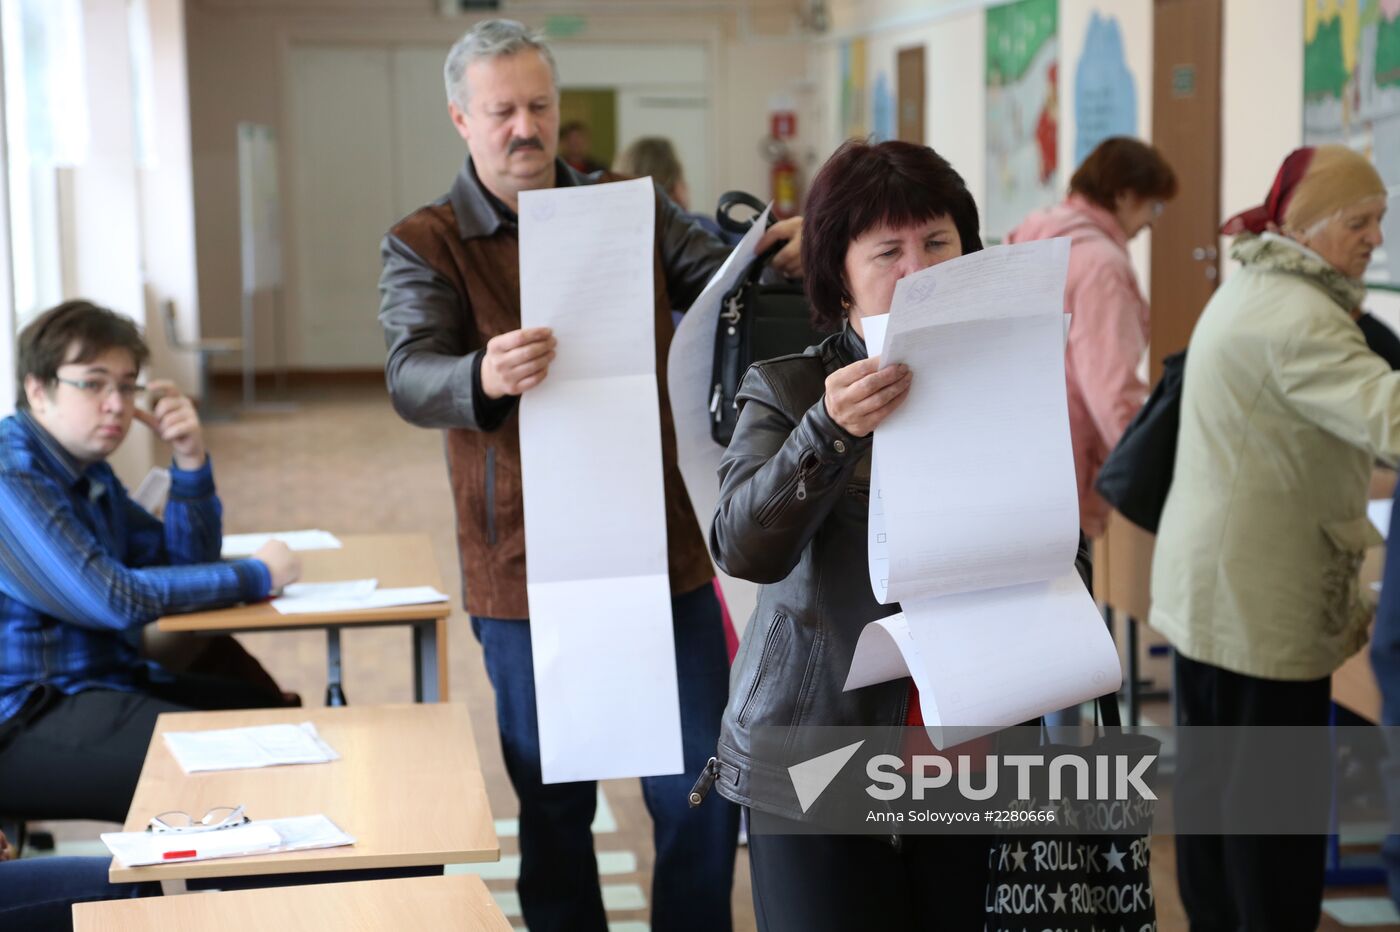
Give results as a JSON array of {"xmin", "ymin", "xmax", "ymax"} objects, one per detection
[
  {"xmin": 1220, "ymin": 0, "xmax": 1303, "ymax": 237},
  {"xmin": 186, "ymin": 1, "xmax": 814, "ymax": 371},
  {"xmin": 71, "ymin": 0, "xmax": 152, "ymax": 484},
  {"xmin": 0, "ymin": 11, "xmax": 14, "ymax": 416},
  {"xmin": 139, "ymin": 0, "xmax": 203, "ymax": 395}
]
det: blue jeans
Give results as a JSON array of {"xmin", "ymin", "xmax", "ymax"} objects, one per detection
[
  {"xmin": 472, "ymin": 582, "xmax": 738, "ymax": 932},
  {"xmin": 0, "ymin": 856, "xmax": 158, "ymax": 930}
]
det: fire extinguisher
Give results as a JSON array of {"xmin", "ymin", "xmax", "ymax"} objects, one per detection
[
  {"xmin": 770, "ymin": 147, "xmax": 799, "ymax": 219},
  {"xmin": 765, "ymin": 106, "xmax": 800, "ymax": 218}
]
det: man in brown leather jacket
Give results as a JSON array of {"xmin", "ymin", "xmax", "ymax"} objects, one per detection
[{"xmin": 377, "ymin": 19, "xmax": 801, "ymax": 932}]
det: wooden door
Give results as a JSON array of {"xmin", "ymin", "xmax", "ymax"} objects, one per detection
[
  {"xmin": 1149, "ymin": 0, "xmax": 1222, "ymax": 382},
  {"xmin": 896, "ymin": 46, "xmax": 925, "ymax": 145}
]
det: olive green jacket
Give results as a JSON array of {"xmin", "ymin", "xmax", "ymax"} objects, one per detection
[{"xmin": 1150, "ymin": 233, "xmax": 1400, "ymax": 680}]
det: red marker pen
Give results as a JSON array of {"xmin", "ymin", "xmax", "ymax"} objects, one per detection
[{"xmin": 162, "ymin": 849, "xmax": 197, "ymax": 860}]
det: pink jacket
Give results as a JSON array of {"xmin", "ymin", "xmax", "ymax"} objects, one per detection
[{"xmin": 1008, "ymin": 195, "xmax": 1150, "ymax": 537}]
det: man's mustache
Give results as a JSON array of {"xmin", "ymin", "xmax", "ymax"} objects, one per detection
[{"xmin": 508, "ymin": 137, "xmax": 545, "ymax": 155}]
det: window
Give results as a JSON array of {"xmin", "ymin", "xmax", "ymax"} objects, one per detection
[{"xmin": 1, "ymin": 0, "xmax": 88, "ymax": 326}]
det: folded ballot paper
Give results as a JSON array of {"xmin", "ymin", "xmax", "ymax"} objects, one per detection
[
  {"xmin": 270, "ymin": 579, "xmax": 449, "ymax": 615},
  {"xmin": 846, "ymin": 239, "xmax": 1122, "ymax": 749},
  {"xmin": 102, "ymin": 815, "xmax": 353, "ymax": 868},
  {"xmin": 163, "ymin": 722, "xmax": 338, "ymax": 773}
]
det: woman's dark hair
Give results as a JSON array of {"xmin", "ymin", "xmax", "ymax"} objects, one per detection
[
  {"xmin": 801, "ymin": 139, "xmax": 983, "ymax": 330},
  {"xmin": 1069, "ymin": 137, "xmax": 1178, "ymax": 211},
  {"xmin": 16, "ymin": 300, "xmax": 149, "ymax": 409}
]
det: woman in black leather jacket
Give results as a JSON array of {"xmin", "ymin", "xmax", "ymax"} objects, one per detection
[{"xmin": 697, "ymin": 139, "xmax": 991, "ymax": 929}]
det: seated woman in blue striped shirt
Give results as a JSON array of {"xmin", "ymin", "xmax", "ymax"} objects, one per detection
[{"xmin": 0, "ymin": 301, "xmax": 301, "ymax": 823}]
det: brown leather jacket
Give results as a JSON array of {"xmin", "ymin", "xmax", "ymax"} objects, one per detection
[{"xmin": 379, "ymin": 157, "xmax": 727, "ymax": 618}]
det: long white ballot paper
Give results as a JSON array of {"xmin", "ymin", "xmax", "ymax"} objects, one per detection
[
  {"xmin": 846, "ymin": 239, "xmax": 1121, "ymax": 747},
  {"xmin": 519, "ymin": 177, "xmax": 683, "ymax": 783},
  {"xmin": 665, "ymin": 209, "xmax": 772, "ymax": 636}
]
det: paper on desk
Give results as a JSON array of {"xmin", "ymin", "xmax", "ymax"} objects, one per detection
[
  {"xmin": 519, "ymin": 177, "xmax": 684, "ymax": 783},
  {"xmin": 272, "ymin": 579, "xmax": 376, "ymax": 613},
  {"xmin": 665, "ymin": 208, "xmax": 773, "ymax": 637},
  {"xmin": 847, "ymin": 240, "xmax": 1121, "ymax": 747},
  {"xmin": 103, "ymin": 822, "xmax": 281, "ymax": 867},
  {"xmin": 1371, "ymin": 498, "xmax": 1393, "ymax": 538},
  {"xmin": 270, "ymin": 580, "xmax": 448, "ymax": 615},
  {"xmin": 163, "ymin": 722, "xmax": 338, "ymax": 773},
  {"xmin": 102, "ymin": 815, "xmax": 353, "ymax": 868},
  {"xmin": 222, "ymin": 530, "xmax": 343, "ymax": 557}
]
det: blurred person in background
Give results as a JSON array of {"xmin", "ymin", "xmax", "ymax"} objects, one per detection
[{"xmin": 1008, "ymin": 136, "xmax": 1177, "ymax": 539}]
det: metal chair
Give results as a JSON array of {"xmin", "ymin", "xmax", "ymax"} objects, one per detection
[{"xmin": 161, "ymin": 300, "xmax": 243, "ymax": 420}]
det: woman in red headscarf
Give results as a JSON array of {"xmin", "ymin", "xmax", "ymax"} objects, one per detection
[{"xmin": 1150, "ymin": 144, "xmax": 1391, "ymax": 931}]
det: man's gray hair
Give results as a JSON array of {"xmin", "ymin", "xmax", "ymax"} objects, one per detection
[{"xmin": 444, "ymin": 19, "xmax": 559, "ymax": 109}]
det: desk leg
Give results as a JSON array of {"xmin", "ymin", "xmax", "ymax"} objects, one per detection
[
  {"xmin": 1126, "ymin": 616, "xmax": 1140, "ymax": 727},
  {"xmin": 326, "ymin": 627, "xmax": 347, "ymax": 707},
  {"xmin": 413, "ymin": 621, "xmax": 440, "ymax": 703},
  {"xmin": 160, "ymin": 879, "xmax": 188, "ymax": 896},
  {"xmin": 436, "ymin": 617, "xmax": 450, "ymax": 702}
]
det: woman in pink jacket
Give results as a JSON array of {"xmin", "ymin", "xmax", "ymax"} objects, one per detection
[{"xmin": 1008, "ymin": 137, "xmax": 1177, "ymax": 537}]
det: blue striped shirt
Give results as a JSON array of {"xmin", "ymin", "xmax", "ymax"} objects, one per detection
[{"xmin": 0, "ymin": 411, "xmax": 270, "ymax": 723}]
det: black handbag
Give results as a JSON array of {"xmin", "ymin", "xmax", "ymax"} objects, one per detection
[
  {"xmin": 1096, "ymin": 317, "xmax": 1399, "ymax": 534},
  {"xmin": 709, "ymin": 191, "xmax": 828, "ymax": 446},
  {"xmin": 1093, "ymin": 350, "xmax": 1185, "ymax": 533},
  {"xmin": 986, "ymin": 695, "xmax": 1160, "ymax": 932}
]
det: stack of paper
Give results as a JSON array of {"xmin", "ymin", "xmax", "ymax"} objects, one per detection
[
  {"xmin": 222, "ymin": 529, "xmax": 343, "ymax": 558},
  {"xmin": 163, "ymin": 722, "xmax": 339, "ymax": 773},
  {"xmin": 846, "ymin": 239, "xmax": 1122, "ymax": 748},
  {"xmin": 270, "ymin": 579, "xmax": 449, "ymax": 615},
  {"xmin": 102, "ymin": 815, "xmax": 354, "ymax": 867}
]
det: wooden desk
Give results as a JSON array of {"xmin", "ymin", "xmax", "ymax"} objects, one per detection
[
  {"xmin": 1333, "ymin": 544, "xmax": 1387, "ymax": 723},
  {"xmin": 110, "ymin": 703, "xmax": 499, "ymax": 885},
  {"xmin": 1099, "ymin": 509, "xmax": 1391, "ymax": 726},
  {"xmin": 160, "ymin": 534, "xmax": 451, "ymax": 703},
  {"xmin": 1098, "ymin": 513, "xmax": 1163, "ymax": 724},
  {"xmin": 74, "ymin": 874, "xmax": 511, "ymax": 931}
]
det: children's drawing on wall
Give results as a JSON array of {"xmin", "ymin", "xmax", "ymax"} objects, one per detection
[
  {"xmin": 841, "ymin": 38, "xmax": 869, "ymax": 138},
  {"xmin": 1073, "ymin": 11, "xmax": 1138, "ymax": 167},
  {"xmin": 985, "ymin": 0, "xmax": 1060, "ymax": 239},
  {"xmin": 872, "ymin": 71, "xmax": 896, "ymax": 141},
  {"xmin": 1303, "ymin": 0, "xmax": 1400, "ymax": 283}
]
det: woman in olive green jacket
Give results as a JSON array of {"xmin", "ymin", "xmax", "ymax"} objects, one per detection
[{"xmin": 1149, "ymin": 145, "xmax": 1391, "ymax": 931}]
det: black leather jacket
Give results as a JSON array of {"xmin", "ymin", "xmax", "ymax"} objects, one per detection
[{"xmin": 695, "ymin": 326, "xmax": 1091, "ymax": 818}]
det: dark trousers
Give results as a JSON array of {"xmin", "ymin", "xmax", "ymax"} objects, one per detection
[
  {"xmin": 471, "ymin": 583, "xmax": 739, "ymax": 932},
  {"xmin": 0, "ymin": 856, "xmax": 158, "ymax": 932},
  {"xmin": 747, "ymin": 822, "xmax": 989, "ymax": 931},
  {"xmin": 0, "ymin": 671, "xmax": 284, "ymax": 823},
  {"xmin": 1172, "ymin": 652, "xmax": 1332, "ymax": 932}
]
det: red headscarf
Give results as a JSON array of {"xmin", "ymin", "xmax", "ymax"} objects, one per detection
[{"xmin": 1220, "ymin": 147, "xmax": 1315, "ymax": 236}]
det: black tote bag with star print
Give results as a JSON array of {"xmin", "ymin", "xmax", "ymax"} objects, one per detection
[{"xmin": 984, "ymin": 696, "xmax": 1160, "ymax": 932}]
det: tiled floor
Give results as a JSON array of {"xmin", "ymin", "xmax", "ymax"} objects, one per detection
[{"xmin": 24, "ymin": 378, "xmax": 1400, "ymax": 929}]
